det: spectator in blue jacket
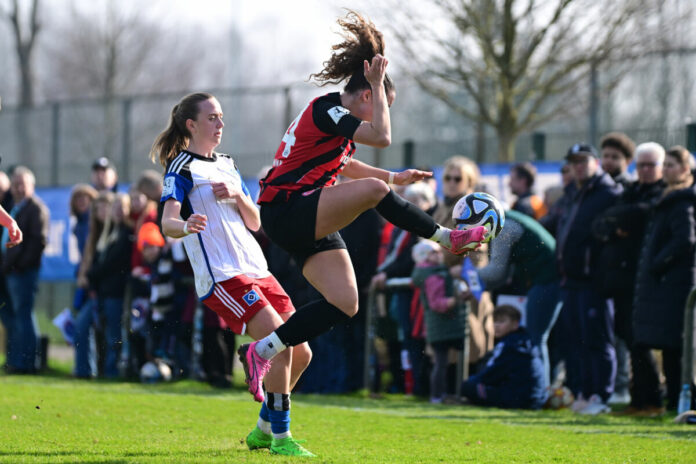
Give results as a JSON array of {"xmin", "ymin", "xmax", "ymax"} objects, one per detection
[
  {"xmin": 555, "ymin": 143, "xmax": 623, "ymax": 415},
  {"xmin": 460, "ymin": 305, "xmax": 545, "ymax": 409}
]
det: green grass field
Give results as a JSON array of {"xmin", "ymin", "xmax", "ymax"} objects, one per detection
[{"xmin": 1, "ymin": 360, "xmax": 695, "ymax": 463}]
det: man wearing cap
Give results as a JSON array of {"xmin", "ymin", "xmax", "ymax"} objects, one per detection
[
  {"xmin": 554, "ymin": 143, "xmax": 622, "ymax": 415},
  {"xmin": 91, "ymin": 157, "xmax": 119, "ymax": 192}
]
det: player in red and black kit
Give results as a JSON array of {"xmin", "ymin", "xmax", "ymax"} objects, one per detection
[{"xmin": 238, "ymin": 11, "xmax": 486, "ymax": 399}]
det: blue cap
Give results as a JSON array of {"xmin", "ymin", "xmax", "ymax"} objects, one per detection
[{"xmin": 565, "ymin": 143, "xmax": 598, "ymax": 159}]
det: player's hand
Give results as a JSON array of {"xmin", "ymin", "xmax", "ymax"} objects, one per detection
[
  {"xmin": 185, "ymin": 214, "xmax": 207, "ymax": 234},
  {"xmin": 393, "ymin": 169, "xmax": 433, "ymax": 185},
  {"xmin": 6, "ymin": 220, "xmax": 22, "ymax": 248},
  {"xmin": 364, "ymin": 54, "xmax": 388, "ymax": 88},
  {"xmin": 211, "ymin": 182, "xmax": 242, "ymax": 202}
]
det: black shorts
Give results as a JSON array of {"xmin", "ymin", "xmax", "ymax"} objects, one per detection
[{"xmin": 260, "ymin": 189, "xmax": 346, "ymax": 269}]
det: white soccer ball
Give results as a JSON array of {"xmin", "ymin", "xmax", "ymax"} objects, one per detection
[
  {"xmin": 545, "ymin": 386, "xmax": 574, "ymax": 409},
  {"xmin": 452, "ymin": 192, "xmax": 505, "ymax": 242}
]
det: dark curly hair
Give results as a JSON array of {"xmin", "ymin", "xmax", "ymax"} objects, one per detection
[
  {"xmin": 600, "ymin": 132, "xmax": 636, "ymax": 161},
  {"xmin": 310, "ymin": 10, "xmax": 394, "ymax": 94}
]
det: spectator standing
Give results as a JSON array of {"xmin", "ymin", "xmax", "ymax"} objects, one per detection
[
  {"xmin": 69, "ymin": 184, "xmax": 98, "ymax": 311},
  {"xmin": 432, "ymin": 156, "xmax": 493, "ymax": 371},
  {"xmin": 91, "ymin": 157, "xmax": 119, "ymax": 192},
  {"xmin": 555, "ymin": 143, "xmax": 622, "ymax": 414},
  {"xmin": 509, "ymin": 162, "xmax": 547, "ymax": 220},
  {"xmin": 410, "ymin": 240, "xmax": 466, "ymax": 403},
  {"xmin": 476, "ymin": 209, "xmax": 559, "ymax": 391},
  {"xmin": 599, "ymin": 132, "xmax": 636, "ymax": 188},
  {"xmin": 78, "ymin": 193, "xmax": 133, "ymax": 378},
  {"xmin": 2, "ymin": 166, "xmax": 48, "ymax": 373},
  {"xmin": 593, "ymin": 142, "xmax": 665, "ymax": 410},
  {"xmin": 633, "ymin": 145, "xmax": 696, "ymax": 411}
]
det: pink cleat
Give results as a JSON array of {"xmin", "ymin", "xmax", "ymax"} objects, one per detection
[
  {"xmin": 237, "ymin": 341, "xmax": 271, "ymax": 402},
  {"xmin": 446, "ymin": 226, "xmax": 487, "ymax": 255}
]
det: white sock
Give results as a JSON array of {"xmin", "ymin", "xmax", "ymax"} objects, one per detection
[
  {"xmin": 257, "ymin": 418, "xmax": 271, "ymax": 435},
  {"xmin": 429, "ymin": 226, "xmax": 451, "ymax": 248},
  {"xmin": 255, "ymin": 331, "xmax": 286, "ymax": 360},
  {"xmin": 273, "ymin": 431, "xmax": 292, "ymax": 439}
]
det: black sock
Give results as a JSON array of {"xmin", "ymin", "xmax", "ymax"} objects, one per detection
[
  {"xmin": 375, "ymin": 189, "xmax": 439, "ymax": 238},
  {"xmin": 274, "ymin": 298, "xmax": 351, "ymax": 347}
]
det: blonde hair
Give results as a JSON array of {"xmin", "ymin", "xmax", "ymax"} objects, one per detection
[{"xmin": 443, "ymin": 155, "xmax": 480, "ymax": 194}]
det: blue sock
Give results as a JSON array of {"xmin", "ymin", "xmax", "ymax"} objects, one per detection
[
  {"xmin": 267, "ymin": 392, "xmax": 291, "ymax": 438},
  {"xmin": 259, "ymin": 401, "xmax": 270, "ymax": 422}
]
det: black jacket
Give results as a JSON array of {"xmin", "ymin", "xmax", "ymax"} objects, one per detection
[
  {"xmin": 555, "ymin": 173, "xmax": 622, "ymax": 285},
  {"xmin": 592, "ymin": 179, "xmax": 665, "ymax": 296},
  {"xmin": 633, "ymin": 185, "xmax": 696, "ymax": 349},
  {"xmin": 2, "ymin": 196, "xmax": 49, "ymax": 273},
  {"xmin": 87, "ymin": 224, "xmax": 133, "ymax": 298}
]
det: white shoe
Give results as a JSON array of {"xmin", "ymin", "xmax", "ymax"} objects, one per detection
[
  {"xmin": 607, "ymin": 391, "xmax": 631, "ymax": 405},
  {"xmin": 578, "ymin": 394, "xmax": 610, "ymax": 415},
  {"xmin": 571, "ymin": 394, "xmax": 588, "ymax": 413}
]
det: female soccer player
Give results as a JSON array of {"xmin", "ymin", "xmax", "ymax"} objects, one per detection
[
  {"xmin": 239, "ymin": 11, "xmax": 486, "ymax": 399},
  {"xmin": 152, "ymin": 92, "xmax": 315, "ymax": 457}
]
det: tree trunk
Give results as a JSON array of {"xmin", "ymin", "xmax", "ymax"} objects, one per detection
[{"xmin": 497, "ymin": 131, "xmax": 516, "ymax": 163}]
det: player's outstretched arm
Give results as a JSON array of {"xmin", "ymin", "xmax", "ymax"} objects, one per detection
[
  {"xmin": 342, "ymin": 158, "xmax": 432, "ymax": 185},
  {"xmin": 162, "ymin": 199, "xmax": 207, "ymax": 238}
]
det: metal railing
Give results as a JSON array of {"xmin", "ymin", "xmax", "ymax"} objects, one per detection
[{"xmin": 362, "ymin": 277, "xmax": 471, "ymax": 396}]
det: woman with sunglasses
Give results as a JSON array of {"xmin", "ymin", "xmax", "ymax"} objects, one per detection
[{"xmin": 238, "ymin": 11, "xmax": 486, "ymax": 400}]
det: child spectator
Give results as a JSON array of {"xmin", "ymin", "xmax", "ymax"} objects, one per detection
[
  {"xmin": 410, "ymin": 240, "xmax": 466, "ymax": 403},
  {"xmin": 460, "ymin": 305, "xmax": 546, "ymax": 409}
]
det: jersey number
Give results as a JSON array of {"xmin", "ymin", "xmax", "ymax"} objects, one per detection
[{"xmin": 281, "ymin": 102, "xmax": 310, "ymax": 158}]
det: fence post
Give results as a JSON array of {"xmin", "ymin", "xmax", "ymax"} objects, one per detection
[
  {"xmin": 531, "ymin": 132, "xmax": 546, "ymax": 161},
  {"xmin": 51, "ymin": 103, "xmax": 60, "ymax": 186},
  {"xmin": 121, "ymin": 98, "xmax": 132, "ymax": 183},
  {"xmin": 686, "ymin": 123, "xmax": 696, "ymax": 153},
  {"xmin": 403, "ymin": 140, "xmax": 414, "ymax": 167},
  {"xmin": 682, "ymin": 288, "xmax": 696, "ymax": 388}
]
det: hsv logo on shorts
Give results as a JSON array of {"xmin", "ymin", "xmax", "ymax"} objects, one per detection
[{"xmin": 242, "ymin": 289, "xmax": 260, "ymax": 306}]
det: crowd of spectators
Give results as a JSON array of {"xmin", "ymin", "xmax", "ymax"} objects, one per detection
[{"xmin": 0, "ymin": 132, "xmax": 695, "ymax": 416}]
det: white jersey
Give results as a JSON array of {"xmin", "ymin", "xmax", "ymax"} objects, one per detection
[{"xmin": 161, "ymin": 150, "xmax": 270, "ymax": 299}]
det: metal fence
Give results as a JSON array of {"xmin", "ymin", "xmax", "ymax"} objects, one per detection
[{"xmin": 3, "ymin": 81, "xmax": 696, "ymax": 187}]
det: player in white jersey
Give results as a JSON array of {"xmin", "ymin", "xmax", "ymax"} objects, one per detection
[{"xmin": 151, "ymin": 92, "xmax": 315, "ymax": 457}]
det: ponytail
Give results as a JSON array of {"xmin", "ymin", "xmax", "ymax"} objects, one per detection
[
  {"xmin": 149, "ymin": 92, "xmax": 214, "ymax": 168},
  {"xmin": 310, "ymin": 10, "xmax": 393, "ymax": 94}
]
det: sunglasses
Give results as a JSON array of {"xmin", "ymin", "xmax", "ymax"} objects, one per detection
[{"xmin": 443, "ymin": 175, "xmax": 462, "ymax": 183}]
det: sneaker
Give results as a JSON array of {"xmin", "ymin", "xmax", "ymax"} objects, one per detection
[
  {"xmin": 246, "ymin": 426, "xmax": 272, "ymax": 450},
  {"xmin": 607, "ymin": 391, "xmax": 631, "ymax": 405},
  {"xmin": 237, "ymin": 342, "xmax": 271, "ymax": 403},
  {"xmin": 270, "ymin": 436, "xmax": 316, "ymax": 457},
  {"xmin": 578, "ymin": 394, "xmax": 610, "ymax": 415},
  {"xmin": 446, "ymin": 226, "xmax": 487, "ymax": 255},
  {"xmin": 570, "ymin": 394, "xmax": 588, "ymax": 413}
]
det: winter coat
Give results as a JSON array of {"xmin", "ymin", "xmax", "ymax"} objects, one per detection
[
  {"xmin": 633, "ymin": 185, "xmax": 696, "ymax": 349},
  {"xmin": 592, "ymin": 179, "xmax": 665, "ymax": 297},
  {"xmin": 555, "ymin": 173, "xmax": 622, "ymax": 285},
  {"xmin": 87, "ymin": 224, "xmax": 133, "ymax": 298},
  {"xmin": 411, "ymin": 264, "xmax": 466, "ymax": 344},
  {"xmin": 2, "ymin": 196, "xmax": 49, "ymax": 274},
  {"xmin": 467, "ymin": 327, "xmax": 546, "ymax": 409}
]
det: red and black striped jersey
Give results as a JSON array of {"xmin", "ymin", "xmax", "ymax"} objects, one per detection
[{"xmin": 258, "ymin": 92, "xmax": 362, "ymax": 203}]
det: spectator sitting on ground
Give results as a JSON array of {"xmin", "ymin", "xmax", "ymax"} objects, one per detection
[
  {"xmin": 509, "ymin": 162, "xmax": 547, "ymax": 220},
  {"xmin": 460, "ymin": 305, "xmax": 545, "ymax": 409}
]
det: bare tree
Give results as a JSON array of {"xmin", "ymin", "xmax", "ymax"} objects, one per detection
[
  {"xmin": 1, "ymin": 0, "xmax": 41, "ymax": 168},
  {"xmin": 385, "ymin": 0, "xmax": 667, "ymax": 161}
]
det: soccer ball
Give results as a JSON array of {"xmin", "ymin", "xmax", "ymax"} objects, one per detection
[
  {"xmin": 545, "ymin": 386, "xmax": 574, "ymax": 409},
  {"xmin": 139, "ymin": 359, "xmax": 173, "ymax": 383},
  {"xmin": 452, "ymin": 192, "xmax": 505, "ymax": 241}
]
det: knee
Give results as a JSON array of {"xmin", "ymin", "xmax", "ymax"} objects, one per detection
[
  {"xmin": 328, "ymin": 295, "xmax": 359, "ymax": 318},
  {"xmin": 364, "ymin": 178, "xmax": 391, "ymax": 205},
  {"xmin": 294, "ymin": 343, "xmax": 313, "ymax": 370}
]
